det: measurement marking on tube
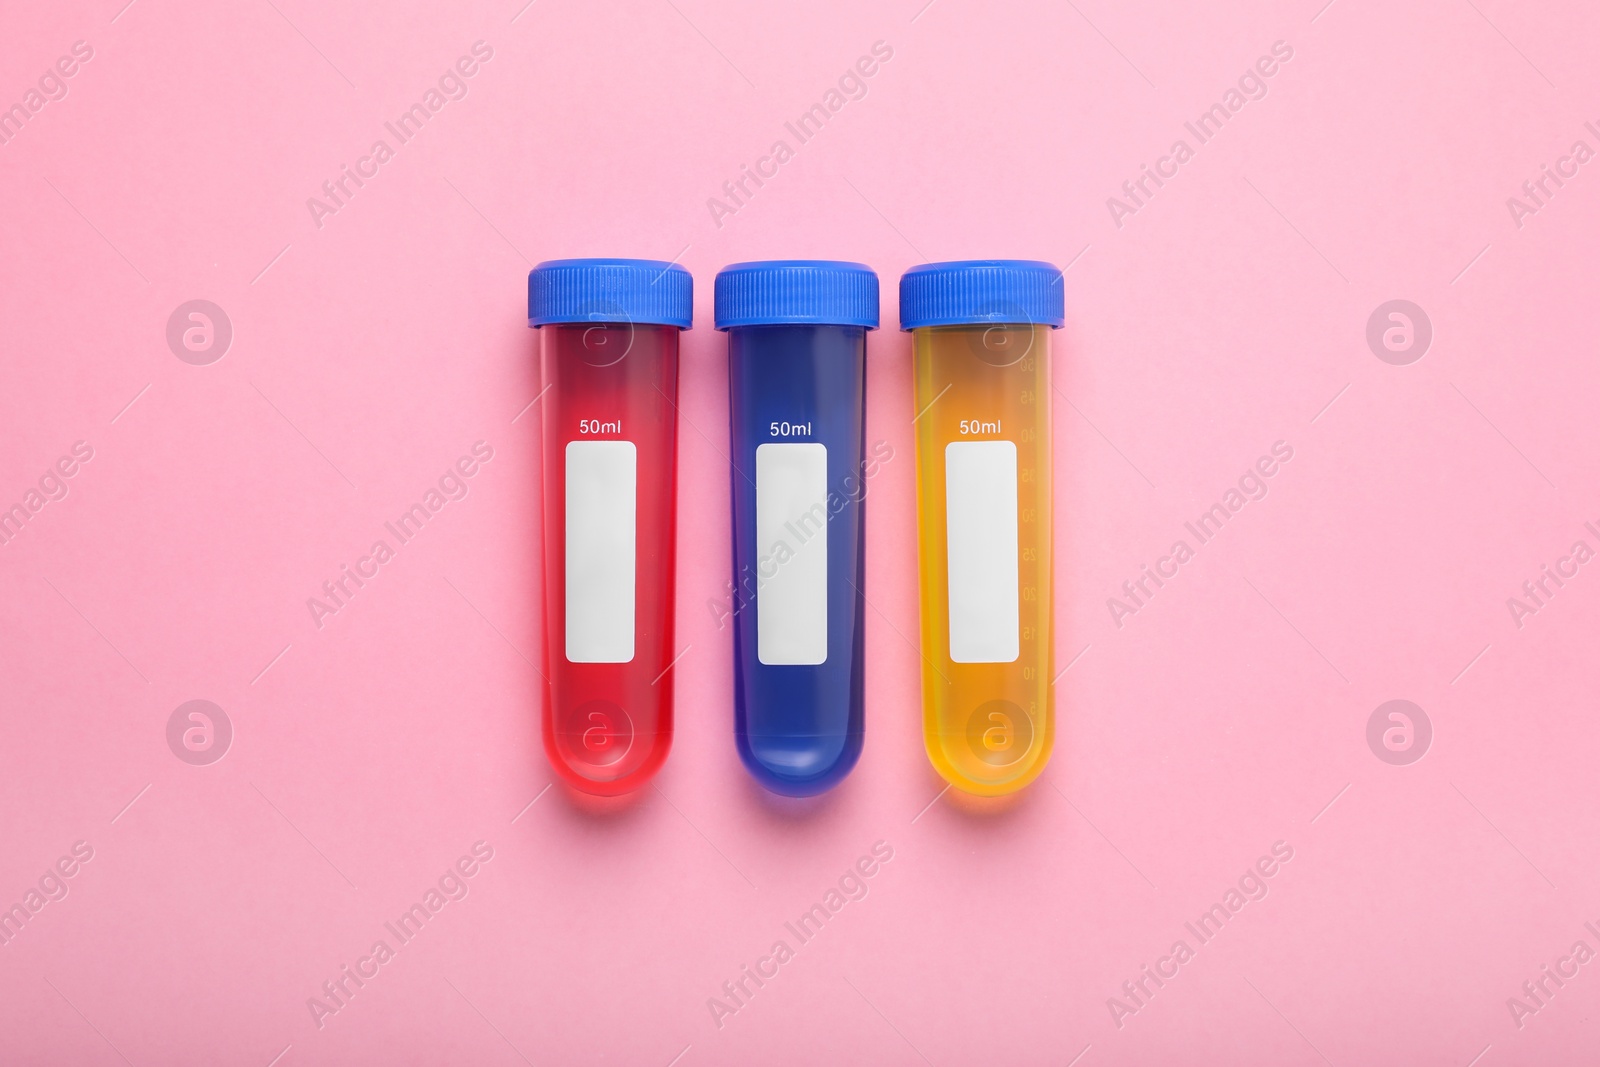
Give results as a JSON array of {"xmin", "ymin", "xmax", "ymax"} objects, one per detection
[
  {"xmin": 769, "ymin": 420, "xmax": 812, "ymax": 437},
  {"xmin": 579, "ymin": 418, "xmax": 622, "ymax": 434},
  {"xmin": 959, "ymin": 418, "xmax": 1002, "ymax": 435}
]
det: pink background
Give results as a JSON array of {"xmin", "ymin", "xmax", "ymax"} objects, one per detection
[{"xmin": 3, "ymin": 0, "xmax": 1599, "ymax": 1063}]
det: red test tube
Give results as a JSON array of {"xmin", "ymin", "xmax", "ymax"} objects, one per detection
[{"xmin": 528, "ymin": 259, "xmax": 693, "ymax": 795}]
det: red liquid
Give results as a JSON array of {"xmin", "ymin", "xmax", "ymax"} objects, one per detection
[{"xmin": 539, "ymin": 322, "xmax": 679, "ymax": 794}]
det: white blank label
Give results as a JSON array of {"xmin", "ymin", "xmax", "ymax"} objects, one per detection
[
  {"xmin": 756, "ymin": 442, "xmax": 828, "ymax": 665},
  {"xmin": 945, "ymin": 440, "xmax": 1019, "ymax": 663},
  {"xmin": 565, "ymin": 440, "xmax": 636, "ymax": 663}
]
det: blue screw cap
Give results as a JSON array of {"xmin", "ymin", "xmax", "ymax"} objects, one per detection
[
  {"xmin": 714, "ymin": 260, "xmax": 879, "ymax": 330},
  {"xmin": 899, "ymin": 260, "xmax": 1065, "ymax": 330},
  {"xmin": 528, "ymin": 258, "xmax": 693, "ymax": 329}
]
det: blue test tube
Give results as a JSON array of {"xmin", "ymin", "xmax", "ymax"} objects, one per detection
[{"xmin": 715, "ymin": 261, "xmax": 879, "ymax": 796}]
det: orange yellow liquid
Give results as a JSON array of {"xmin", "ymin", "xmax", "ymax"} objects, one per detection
[{"xmin": 911, "ymin": 324, "xmax": 1053, "ymax": 795}]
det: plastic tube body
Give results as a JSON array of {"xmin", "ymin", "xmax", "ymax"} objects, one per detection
[
  {"xmin": 727, "ymin": 325, "xmax": 867, "ymax": 795},
  {"xmin": 539, "ymin": 321, "xmax": 679, "ymax": 794},
  {"xmin": 910, "ymin": 323, "xmax": 1053, "ymax": 795}
]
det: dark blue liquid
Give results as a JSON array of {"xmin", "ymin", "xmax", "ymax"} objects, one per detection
[{"xmin": 727, "ymin": 325, "xmax": 867, "ymax": 795}]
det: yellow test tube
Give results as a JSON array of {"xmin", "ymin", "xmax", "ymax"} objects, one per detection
[{"xmin": 900, "ymin": 261, "xmax": 1062, "ymax": 796}]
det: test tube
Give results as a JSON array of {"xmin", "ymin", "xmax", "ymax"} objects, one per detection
[
  {"xmin": 528, "ymin": 258, "xmax": 692, "ymax": 795},
  {"xmin": 716, "ymin": 261, "xmax": 879, "ymax": 795},
  {"xmin": 900, "ymin": 261, "xmax": 1062, "ymax": 796}
]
